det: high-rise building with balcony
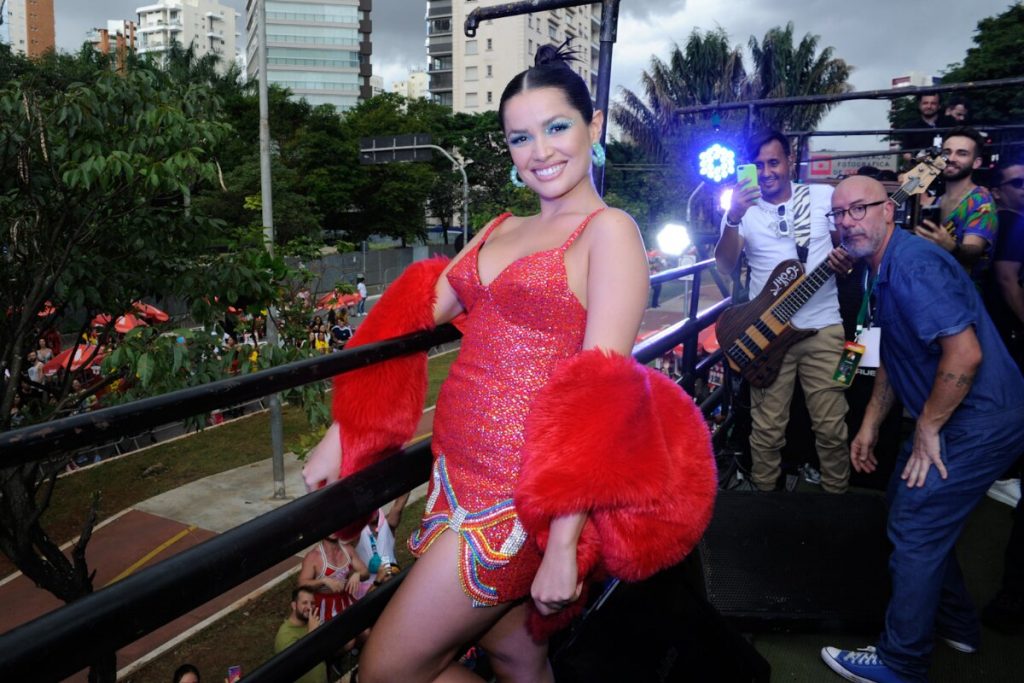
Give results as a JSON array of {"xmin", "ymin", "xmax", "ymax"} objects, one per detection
[
  {"xmin": 392, "ymin": 70, "xmax": 429, "ymax": 100},
  {"xmin": 136, "ymin": 0, "xmax": 238, "ymax": 74},
  {"xmin": 426, "ymin": 1, "xmax": 600, "ymax": 113},
  {"xmin": 6, "ymin": 0, "xmax": 56, "ymax": 58},
  {"xmin": 245, "ymin": 0, "xmax": 373, "ymax": 112}
]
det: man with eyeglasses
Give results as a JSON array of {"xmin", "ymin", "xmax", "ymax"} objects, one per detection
[
  {"xmin": 820, "ymin": 175, "xmax": 1024, "ymax": 683},
  {"xmin": 716, "ymin": 130, "xmax": 852, "ymax": 494},
  {"xmin": 913, "ymin": 127, "xmax": 997, "ymax": 286}
]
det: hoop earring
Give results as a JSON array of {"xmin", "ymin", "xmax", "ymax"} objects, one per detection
[
  {"xmin": 591, "ymin": 142, "xmax": 606, "ymax": 168},
  {"xmin": 509, "ymin": 165, "xmax": 527, "ymax": 188}
]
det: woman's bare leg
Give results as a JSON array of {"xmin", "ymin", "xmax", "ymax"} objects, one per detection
[
  {"xmin": 358, "ymin": 530, "xmax": 512, "ymax": 683},
  {"xmin": 478, "ymin": 602, "xmax": 554, "ymax": 683}
]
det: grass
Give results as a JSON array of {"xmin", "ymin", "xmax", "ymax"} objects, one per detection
[
  {"xmin": 1, "ymin": 349, "xmax": 459, "ymax": 580},
  {"xmin": 125, "ymin": 496, "xmax": 428, "ymax": 682}
]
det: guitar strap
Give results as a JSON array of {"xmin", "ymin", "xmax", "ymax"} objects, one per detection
[{"xmin": 790, "ymin": 183, "xmax": 812, "ymax": 264}]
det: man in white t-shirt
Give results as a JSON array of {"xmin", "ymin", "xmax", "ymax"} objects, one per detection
[
  {"xmin": 715, "ymin": 131, "xmax": 853, "ymax": 493},
  {"xmin": 356, "ymin": 275, "xmax": 368, "ymax": 317}
]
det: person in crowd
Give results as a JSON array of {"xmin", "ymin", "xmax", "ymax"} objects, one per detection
[
  {"xmin": 355, "ymin": 275, "xmax": 368, "ymax": 317},
  {"xmin": 945, "ymin": 98, "xmax": 969, "ymax": 124},
  {"xmin": 274, "ymin": 587, "xmax": 327, "ymax": 683},
  {"xmin": 649, "ymin": 254, "xmax": 664, "ymax": 308},
  {"xmin": 979, "ymin": 157, "xmax": 1024, "ymax": 633},
  {"xmin": 299, "ymin": 533, "xmax": 370, "ymax": 622},
  {"xmin": 986, "ymin": 157, "xmax": 1024, "ymax": 363},
  {"xmin": 171, "ymin": 663, "xmax": 200, "ymax": 683},
  {"xmin": 25, "ymin": 351, "xmax": 42, "ymax": 385},
  {"xmin": 898, "ymin": 93, "xmax": 945, "ymax": 160},
  {"xmin": 355, "ymin": 495, "xmax": 409, "ymax": 589},
  {"xmin": 329, "ymin": 308, "xmax": 353, "ymax": 350},
  {"xmin": 913, "ymin": 126, "xmax": 998, "ymax": 286},
  {"xmin": 820, "ymin": 175, "xmax": 1024, "ymax": 683},
  {"xmin": 301, "ymin": 41, "xmax": 715, "ymax": 683},
  {"xmin": 36, "ymin": 338, "xmax": 53, "ymax": 363},
  {"xmin": 716, "ymin": 129, "xmax": 854, "ymax": 494}
]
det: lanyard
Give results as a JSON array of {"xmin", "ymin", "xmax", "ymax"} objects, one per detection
[{"xmin": 855, "ymin": 270, "xmax": 877, "ymax": 338}]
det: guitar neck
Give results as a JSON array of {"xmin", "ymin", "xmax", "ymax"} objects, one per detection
[{"xmin": 770, "ymin": 259, "xmax": 835, "ymax": 323}]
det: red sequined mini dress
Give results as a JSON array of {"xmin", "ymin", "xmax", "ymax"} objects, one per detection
[{"xmin": 409, "ymin": 209, "xmax": 603, "ymax": 606}]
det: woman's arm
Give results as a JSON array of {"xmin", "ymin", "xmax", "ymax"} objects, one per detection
[{"xmin": 532, "ymin": 209, "xmax": 649, "ymax": 615}]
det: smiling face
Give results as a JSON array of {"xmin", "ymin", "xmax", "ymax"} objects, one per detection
[
  {"xmin": 502, "ymin": 86, "xmax": 603, "ymax": 201},
  {"xmin": 941, "ymin": 134, "xmax": 982, "ymax": 181},
  {"xmin": 753, "ymin": 139, "xmax": 791, "ymax": 203},
  {"xmin": 292, "ymin": 589, "xmax": 316, "ymax": 622}
]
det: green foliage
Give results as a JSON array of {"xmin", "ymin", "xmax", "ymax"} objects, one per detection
[
  {"xmin": 611, "ymin": 23, "xmax": 852, "ymax": 234},
  {"xmin": 940, "ymin": 4, "xmax": 1024, "ymax": 131}
]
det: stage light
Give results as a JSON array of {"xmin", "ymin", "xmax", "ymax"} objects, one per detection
[
  {"xmin": 657, "ymin": 223, "xmax": 691, "ymax": 256},
  {"xmin": 698, "ymin": 143, "xmax": 736, "ymax": 183},
  {"xmin": 719, "ymin": 188, "xmax": 734, "ymax": 213}
]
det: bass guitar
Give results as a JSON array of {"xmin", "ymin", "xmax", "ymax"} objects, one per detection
[{"xmin": 715, "ymin": 154, "xmax": 946, "ymax": 388}]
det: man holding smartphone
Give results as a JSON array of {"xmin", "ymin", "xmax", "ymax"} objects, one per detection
[
  {"xmin": 715, "ymin": 130, "xmax": 853, "ymax": 494},
  {"xmin": 913, "ymin": 126, "xmax": 997, "ymax": 286}
]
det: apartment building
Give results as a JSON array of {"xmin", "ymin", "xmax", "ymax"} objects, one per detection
[
  {"xmin": 5, "ymin": 0, "xmax": 56, "ymax": 58},
  {"xmin": 426, "ymin": 1, "xmax": 600, "ymax": 113},
  {"xmin": 391, "ymin": 69, "xmax": 429, "ymax": 100},
  {"xmin": 136, "ymin": 0, "xmax": 238, "ymax": 74},
  {"xmin": 245, "ymin": 0, "xmax": 373, "ymax": 112}
]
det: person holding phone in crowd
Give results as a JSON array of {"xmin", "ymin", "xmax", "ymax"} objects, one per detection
[
  {"xmin": 716, "ymin": 130, "xmax": 854, "ymax": 494},
  {"xmin": 301, "ymin": 42, "xmax": 716, "ymax": 683}
]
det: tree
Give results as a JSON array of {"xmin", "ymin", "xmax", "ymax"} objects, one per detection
[
  {"xmin": 888, "ymin": 4, "xmax": 1024, "ymax": 148},
  {"xmin": 612, "ymin": 24, "xmax": 852, "ymax": 231},
  {"xmin": 0, "ymin": 50, "xmax": 312, "ymax": 682},
  {"xmin": 746, "ymin": 22, "xmax": 853, "ymax": 132}
]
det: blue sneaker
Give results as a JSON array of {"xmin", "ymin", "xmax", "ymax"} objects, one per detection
[{"xmin": 821, "ymin": 646, "xmax": 907, "ymax": 683}]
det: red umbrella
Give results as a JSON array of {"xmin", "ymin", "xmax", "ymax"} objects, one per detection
[
  {"xmin": 37, "ymin": 301, "xmax": 57, "ymax": 317},
  {"xmin": 114, "ymin": 314, "xmax": 147, "ymax": 333},
  {"xmin": 42, "ymin": 344, "xmax": 104, "ymax": 375},
  {"xmin": 133, "ymin": 301, "xmax": 169, "ymax": 323},
  {"xmin": 91, "ymin": 313, "xmax": 148, "ymax": 333},
  {"xmin": 316, "ymin": 291, "xmax": 360, "ymax": 309}
]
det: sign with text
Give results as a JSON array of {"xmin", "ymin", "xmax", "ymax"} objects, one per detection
[{"xmin": 807, "ymin": 151, "xmax": 897, "ymax": 179}]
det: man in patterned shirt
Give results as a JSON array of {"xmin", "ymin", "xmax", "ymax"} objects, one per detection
[{"xmin": 913, "ymin": 127, "xmax": 998, "ymax": 285}]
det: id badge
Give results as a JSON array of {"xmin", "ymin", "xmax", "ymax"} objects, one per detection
[
  {"xmin": 856, "ymin": 327, "xmax": 881, "ymax": 368},
  {"xmin": 833, "ymin": 341, "xmax": 865, "ymax": 386}
]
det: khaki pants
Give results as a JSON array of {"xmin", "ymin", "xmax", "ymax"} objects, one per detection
[{"xmin": 749, "ymin": 323, "xmax": 850, "ymax": 493}]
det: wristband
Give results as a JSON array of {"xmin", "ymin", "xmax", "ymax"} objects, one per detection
[{"xmin": 725, "ymin": 217, "xmax": 741, "ymax": 229}]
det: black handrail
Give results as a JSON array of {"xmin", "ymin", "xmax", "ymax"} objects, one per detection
[
  {"xmin": 0, "ymin": 442, "xmax": 432, "ymax": 682},
  {"xmin": 0, "ymin": 263, "xmax": 729, "ymax": 681}
]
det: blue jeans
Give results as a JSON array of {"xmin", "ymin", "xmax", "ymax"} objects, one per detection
[
  {"xmin": 357, "ymin": 297, "xmax": 366, "ymax": 315},
  {"xmin": 877, "ymin": 408, "xmax": 1024, "ymax": 682}
]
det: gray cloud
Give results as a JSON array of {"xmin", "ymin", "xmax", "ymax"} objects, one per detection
[{"xmin": 50, "ymin": 0, "xmax": 1011, "ymax": 149}]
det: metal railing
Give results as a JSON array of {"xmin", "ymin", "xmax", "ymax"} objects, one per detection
[{"xmin": 0, "ymin": 262, "xmax": 728, "ymax": 682}]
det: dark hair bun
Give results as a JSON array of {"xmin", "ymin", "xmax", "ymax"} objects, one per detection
[{"xmin": 534, "ymin": 39, "xmax": 580, "ymax": 69}]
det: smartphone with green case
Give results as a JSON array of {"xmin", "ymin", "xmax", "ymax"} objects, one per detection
[{"xmin": 736, "ymin": 163, "xmax": 758, "ymax": 189}]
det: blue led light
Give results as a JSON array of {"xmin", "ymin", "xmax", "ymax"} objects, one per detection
[{"xmin": 698, "ymin": 143, "xmax": 736, "ymax": 183}]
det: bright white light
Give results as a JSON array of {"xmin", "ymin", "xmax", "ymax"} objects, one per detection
[
  {"xmin": 719, "ymin": 188, "xmax": 734, "ymax": 213},
  {"xmin": 657, "ymin": 223, "xmax": 692, "ymax": 256},
  {"xmin": 698, "ymin": 143, "xmax": 736, "ymax": 183}
]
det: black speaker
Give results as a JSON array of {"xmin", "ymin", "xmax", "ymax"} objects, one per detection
[
  {"xmin": 694, "ymin": 490, "xmax": 890, "ymax": 633},
  {"xmin": 550, "ymin": 560, "xmax": 771, "ymax": 682}
]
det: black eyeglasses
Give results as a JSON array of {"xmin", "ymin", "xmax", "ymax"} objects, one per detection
[
  {"xmin": 774, "ymin": 204, "xmax": 790, "ymax": 237},
  {"xmin": 825, "ymin": 200, "xmax": 887, "ymax": 225},
  {"xmin": 1000, "ymin": 177, "xmax": 1024, "ymax": 189}
]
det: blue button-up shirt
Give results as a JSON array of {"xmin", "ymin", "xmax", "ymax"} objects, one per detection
[{"xmin": 873, "ymin": 228, "xmax": 1024, "ymax": 432}]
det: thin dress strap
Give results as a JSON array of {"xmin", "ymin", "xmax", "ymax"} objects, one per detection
[
  {"xmin": 558, "ymin": 208, "xmax": 607, "ymax": 252},
  {"xmin": 476, "ymin": 212, "xmax": 514, "ymax": 249}
]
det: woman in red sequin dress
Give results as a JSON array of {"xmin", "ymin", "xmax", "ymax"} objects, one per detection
[{"xmin": 304, "ymin": 45, "xmax": 650, "ymax": 683}]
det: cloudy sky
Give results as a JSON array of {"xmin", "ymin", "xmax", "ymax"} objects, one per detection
[{"xmin": 45, "ymin": 0, "xmax": 1013, "ymax": 150}]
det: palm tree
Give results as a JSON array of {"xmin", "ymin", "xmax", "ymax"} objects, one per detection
[
  {"xmin": 746, "ymin": 22, "xmax": 853, "ymax": 132},
  {"xmin": 613, "ymin": 28, "xmax": 746, "ymax": 162}
]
